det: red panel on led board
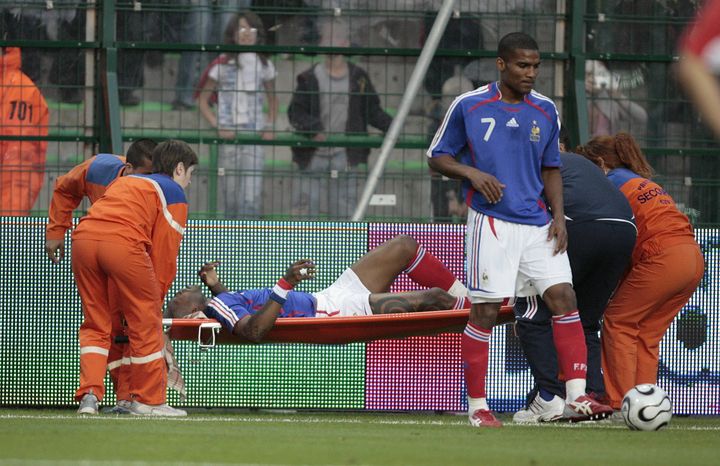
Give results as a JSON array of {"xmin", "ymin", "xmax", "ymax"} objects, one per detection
[{"xmin": 365, "ymin": 334, "xmax": 465, "ymax": 411}]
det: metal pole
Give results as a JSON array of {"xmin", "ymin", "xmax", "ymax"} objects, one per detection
[
  {"xmin": 570, "ymin": 0, "xmax": 589, "ymax": 145},
  {"xmin": 101, "ymin": 0, "xmax": 123, "ymax": 154},
  {"xmin": 85, "ymin": 0, "xmax": 96, "ymax": 157},
  {"xmin": 350, "ymin": 0, "xmax": 457, "ymax": 222}
]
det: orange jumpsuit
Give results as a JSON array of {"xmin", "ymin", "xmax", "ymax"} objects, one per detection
[
  {"xmin": 72, "ymin": 173, "xmax": 188, "ymax": 404},
  {"xmin": 601, "ymin": 168, "xmax": 704, "ymax": 409},
  {"xmin": 0, "ymin": 47, "xmax": 49, "ymax": 216},
  {"xmin": 47, "ymin": 154, "xmax": 132, "ymax": 401}
]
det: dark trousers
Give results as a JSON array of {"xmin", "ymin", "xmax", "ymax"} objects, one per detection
[
  {"xmin": 513, "ymin": 220, "xmax": 637, "ymax": 400},
  {"xmin": 116, "ymin": 2, "xmax": 146, "ymax": 91}
]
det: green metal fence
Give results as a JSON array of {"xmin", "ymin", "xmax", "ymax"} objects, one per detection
[{"xmin": 1, "ymin": 0, "xmax": 718, "ymax": 224}]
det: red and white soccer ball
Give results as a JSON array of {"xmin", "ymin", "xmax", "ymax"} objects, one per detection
[{"xmin": 621, "ymin": 384, "xmax": 672, "ymax": 431}]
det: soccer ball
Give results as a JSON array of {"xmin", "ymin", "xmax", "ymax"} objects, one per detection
[{"xmin": 621, "ymin": 384, "xmax": 672, "ymax": 431}]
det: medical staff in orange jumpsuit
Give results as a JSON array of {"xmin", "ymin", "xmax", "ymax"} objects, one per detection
[
  {"xmin": 72, "ymin": 139, "xmax": 198, "ymax": 416},
  {"xmin": 45, "ymin": 140, "xmax": 155, "ymax": 412},
  {"xmin": 577, "ymin": 132, "xmax": 704, "ymax": 410},
  {"xmin": 0, "ymin": 47, "xmax": 49, "ymax": 216}
]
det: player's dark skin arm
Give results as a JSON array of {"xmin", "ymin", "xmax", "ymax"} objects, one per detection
[
  {"xmin": 541, "ymin": 166, "xmax": 568, "ymax": 254},
  {"xmin": 198, "ymin": 262, "xmax": 229, "ymax": 296},
  {"xmin": 233, "ymin": 260, "xmax": 316, "ymax": 343},
  {"xmin": 428, "ymin": 154, "xmax": 506, "ymax": 204}
]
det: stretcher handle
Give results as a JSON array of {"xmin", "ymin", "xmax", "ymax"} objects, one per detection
[{"xmin": 198, "ymin": 322, "xmax": 222, "ymax": 350}]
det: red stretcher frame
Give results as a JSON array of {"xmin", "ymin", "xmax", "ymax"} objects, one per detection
[{"xmin": 163, "ymin": 306, "xmax": 515, "ymax": 346}]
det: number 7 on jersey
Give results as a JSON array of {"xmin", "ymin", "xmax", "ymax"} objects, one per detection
[{"xmin": 480, "ymin": 117, "xmax": 495, "ymax": 142}]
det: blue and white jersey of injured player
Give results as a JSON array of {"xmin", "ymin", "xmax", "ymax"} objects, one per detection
[{"xmin": 204, "ymin": 289, "xmax": 317, "ymax": 332}]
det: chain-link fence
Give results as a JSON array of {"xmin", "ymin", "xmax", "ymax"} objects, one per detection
[{"xmin": 1, "ymin": 0, "xmax": 717, "ymax": 224}]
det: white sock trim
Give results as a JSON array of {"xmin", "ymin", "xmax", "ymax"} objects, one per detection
[
  {"xmin": 468, "ymin": 396, "xmax": 489, "ymax": 413},
  {"xmin": 565, "ymin": 378, "xmax": 587, "ymax": 402},
  {"xmin": 447, "ymin": 280, "xmax": 468, "ymax": 298}
]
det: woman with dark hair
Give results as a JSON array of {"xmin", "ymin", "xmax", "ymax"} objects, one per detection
[
  {"xmin": 576, "ymin": 132, "xmax": 704, "ymax": 411},
  {"xmin": 197, "ymin": 10, "xmax": 278, "ymax": 219}
]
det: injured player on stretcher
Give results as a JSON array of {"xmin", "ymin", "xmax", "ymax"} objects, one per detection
[{"xmin": 166, "ymin": 235, "xmax": 472, "ymax": 343}]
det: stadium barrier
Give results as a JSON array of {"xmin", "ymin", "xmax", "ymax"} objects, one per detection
[{"xmin": 1, "ymin": 217, "xmax": 718, "ymax": 414}]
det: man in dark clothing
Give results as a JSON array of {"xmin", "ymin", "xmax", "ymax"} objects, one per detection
[
  {"xmin": 287, "ymin": 18, "xmax": 392, "ymax": 219},
  {"xmin": 512, "ymin": 152, "xmax": 637, "ymax": 423}
]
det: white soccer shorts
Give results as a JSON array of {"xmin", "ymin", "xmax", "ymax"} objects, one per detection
[
  {"xmin": 312, "ymin": 268, "xmax": 373, "ymax": 318},
  {"xmin": 466, "ymin": 209, "xmax": 572, "ymax": 303}
]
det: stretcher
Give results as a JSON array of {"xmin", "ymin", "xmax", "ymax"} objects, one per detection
[{"xmin": 162, "ymin": 305, "xmax": 515, "ymax": 347}]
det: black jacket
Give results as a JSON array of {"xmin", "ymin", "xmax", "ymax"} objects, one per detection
[{"xmin": 287, "ymin": 62, "xmax": 393, "ymax": 168}]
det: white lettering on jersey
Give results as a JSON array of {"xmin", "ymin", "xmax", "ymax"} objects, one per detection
[{"xmin": 480, "ymin": 117, "xmax": 496, "ymax": 141}]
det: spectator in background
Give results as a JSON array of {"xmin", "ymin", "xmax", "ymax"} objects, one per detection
[
  {"xmin": 576, "ymin": 132, "xmax": 704, "ymax": 412},
  {"xmin": 116, "ymin": 1, "xmax": 147, "ymax": 106},
  {"xmin": 197, "ymin": 11, "xmax": 278, "ymax": 219},
  {"xmin": 0, "ymin": 2, "xmax": 85, "ymax": 104},
  {"xmin": 585, "ymin": 60, "xmax": 648, "ymax": 139},
  {"xmin": 48, "ymin": 4, "xmax": 85, "ymax": 104},
  {"xmin": 0, "ymin": 3, "xmax": 46, "ymax": 84},
  {"xmin": 287, "ymin": 17, "xmax": 392, "ymax": 219},
  {"xmin": 677, "ymin": 0, "xmax": 720, "ymax": 140},
  {"xmin": 171, "ymin": 0, "xmax": 251, "ymax": 110},
  {"xmin": 0, "ymin": 47, "xmax": 50, "ymax": 216},
  {"xmin": 587, "ymin": 0, "xmax": 699, "ymax": 148},
  {"xmin": 422, "ymin": 10, "xmax": 483, "ymax": 135}
]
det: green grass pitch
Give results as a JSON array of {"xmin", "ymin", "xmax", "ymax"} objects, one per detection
[{"xmin": 1, "ymin": 410, "xmax": 719, "ymax": 466}]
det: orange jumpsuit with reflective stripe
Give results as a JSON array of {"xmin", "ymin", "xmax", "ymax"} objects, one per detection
[
  {"xmin": 46, "ymin": 154, "xmax": 127, "ymax": 241},
  {"xmin": 601, "ymin": 168, "xmax": 704, "ymax": 408},
  {"xmin": 0, "ymin": 47, "xmax": 49, "ymax": 215},
  {"xmin": 72, "ymin": 174, "xmax": 187, "ymax": 404},
  {"xmin": 47, "ymin": 154, "xmax": 132, "ymax": 400}
]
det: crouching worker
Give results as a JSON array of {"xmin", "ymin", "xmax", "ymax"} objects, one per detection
[
  {"xmin": 73, "ymin": 140, "xmax": 198, "ymax": 416},
  {"xmin": 168, "ymin": 235, "xmax": 471, "ymax": 342}
]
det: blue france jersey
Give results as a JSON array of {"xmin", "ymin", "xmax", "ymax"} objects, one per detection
[
  {"xmin": 427, "ymin": 82, "xmax": 561, "ymax": 225},
  {"xmin": 204, "ymin": 289, "xmax": 317, "ymax": 332}
]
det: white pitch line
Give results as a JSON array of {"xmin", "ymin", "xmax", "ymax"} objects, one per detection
[
  {"xmin": 0, "ymin": 413, "xmax": 462, "ymax": 426},
  {"xmin": 0, "ymin": 460, "xmax": 315, "ymax": 466},
  {"xmin": 1, "ymin": 413, "xmax": 719, "ymax": 430}
]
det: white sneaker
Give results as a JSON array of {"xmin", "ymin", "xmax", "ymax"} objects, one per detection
[
  {"xmin": 129, "ymin": 400, "xmax": 187, "ymax": 417},
  {"xmin": 77, "ymin": 393, "xmax": 99, "ymax": 415},
  {"xmin": 513, "ymin": 393, "xmax": 564, "ymax": 423}
]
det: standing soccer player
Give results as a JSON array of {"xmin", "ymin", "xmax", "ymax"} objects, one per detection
[
  {"xmin": 72, "ymin": 140, "xmax": 197, "ymax": 416},
  {"xmin": 427, "ymin": 32, "xmax": 613, "ymax": 427}
]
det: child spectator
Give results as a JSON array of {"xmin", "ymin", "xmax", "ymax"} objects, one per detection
[{"xmin": 197, "ymin": 11, "xmax": 278, "ymax": 219}]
